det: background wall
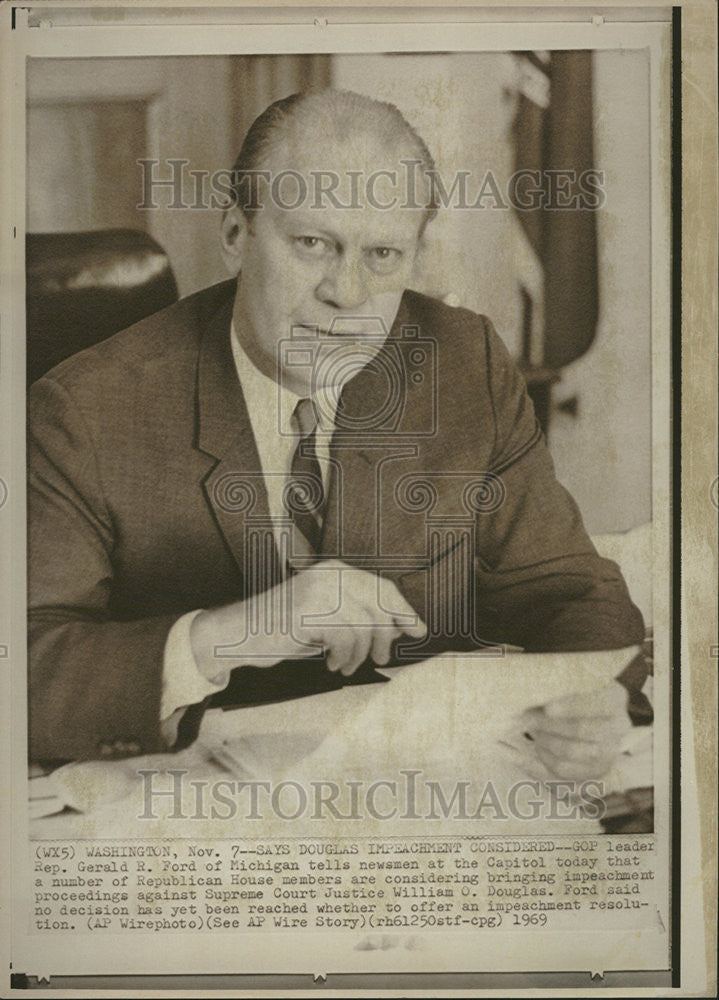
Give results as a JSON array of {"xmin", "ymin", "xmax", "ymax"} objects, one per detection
[
  {"xmin": 331, "ymin": 50, "xmax": 651, "ymax": 535},
  {"xmin": 26, "ymin": 51, "xmax": 651, "ymax": 534},
  {"xmin": 548, "ymin": 50, "xmax": 651, "ymax": 534},
  {"xmin": 27, "ymin": 55, "xmax": 330, "ymax": 296}
]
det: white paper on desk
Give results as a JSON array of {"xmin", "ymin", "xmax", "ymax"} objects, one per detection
[
  {"xmin": 199, "ymin": 682, "xmax": 380, "ymax": 778},
  {"xmin": 28, "ymin": 774, "xmax": 67, "ymax": 819},
  {"xmin": 37, "ymin": 744, "xmax": 213, "ymax": 816},
  {"xmin": 199, "ymin": 646, "xmax": 639, "ymax": 781}
]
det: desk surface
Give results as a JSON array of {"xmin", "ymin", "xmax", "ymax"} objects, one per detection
[{"xmin": 30, "ymin": 649, "xmax": 653, "ymax": 840}]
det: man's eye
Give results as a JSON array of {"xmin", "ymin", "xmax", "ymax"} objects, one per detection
[
  {"xmin": 294, "ymin": 236, "xmax": 328, "ymax": 254},
  {"xmin": 368, "ymin": 247, "xmax": 402, "ymax": 270}
]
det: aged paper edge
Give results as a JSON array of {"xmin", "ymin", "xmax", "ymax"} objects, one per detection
[{"xmin": 0, "ymin": 0, "xmax": 716, "ymax": 995}]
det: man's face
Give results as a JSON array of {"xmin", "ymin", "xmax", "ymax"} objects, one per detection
[{"xmin": 225, "ymin": 129, "xmax": 424, "ymax": 397}]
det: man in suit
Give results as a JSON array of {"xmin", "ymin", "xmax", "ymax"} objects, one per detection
[{"xmin": 29, "ymin": 90, "xmax": 645, "ymax": 773}]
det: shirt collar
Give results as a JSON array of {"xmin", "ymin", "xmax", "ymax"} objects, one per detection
[{"xmin": 229, "ymin": 321, "xmax": 339, "ymax": 436}]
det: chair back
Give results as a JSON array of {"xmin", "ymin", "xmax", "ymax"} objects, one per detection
[{"xmin": 26, "ymin": 229, "xmax": 178, "ymax": 384}]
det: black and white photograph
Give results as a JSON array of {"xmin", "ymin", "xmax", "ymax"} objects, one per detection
[{"xmin": 2, "ymin": 2, "xmax": 716, "ymax": 995}]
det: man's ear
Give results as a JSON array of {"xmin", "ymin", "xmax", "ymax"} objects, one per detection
[{"xmin": 219, "ymin": 206, "xmax": 249, "ymax": 276}]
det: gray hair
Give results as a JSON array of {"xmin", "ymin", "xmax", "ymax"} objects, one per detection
[{"xmin": 229, "ymin": 88, "xmax": 438, "ymax": 234}]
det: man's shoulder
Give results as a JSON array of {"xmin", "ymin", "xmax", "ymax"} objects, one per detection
[
  {"xmin": 400, "ymin": 288, "xmax": 491, "ymax": 341},
  {"xmin": 398, "ymin": 289, "xmax": 530, "ymax": 451},
  {"xmin": 35, "ymin": 279, "xmax": 236, "ymax": 394},
  {"xmin": 399, "ymin": 289, "xmax": 514, "ymax": 384}
]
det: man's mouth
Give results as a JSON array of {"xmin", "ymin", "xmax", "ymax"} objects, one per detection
[
  {"xmin": 296, "ymin": 323, "xmax": 333, "ymax": 336},
  {"xmin": 294, "ymin": 322, "xmax": 381, "ymax": 339}
]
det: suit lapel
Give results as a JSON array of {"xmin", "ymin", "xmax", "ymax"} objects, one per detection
[
  {"xmin": 196, "ymin": 289, "xmax": 279, "ymax": 594},
  {"xmin": 321, "ymin": 296, "xmax": 428, "ymax": 570},
  {"xmin": 194, "ymin": 288, "xmax": 438, "ymax": 584}
]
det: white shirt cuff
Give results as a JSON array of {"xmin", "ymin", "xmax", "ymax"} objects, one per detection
[{"xmin": 160, "ymin": 610, "xmax": 231, "ymax": 725}]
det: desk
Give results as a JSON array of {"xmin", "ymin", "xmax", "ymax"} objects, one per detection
[{"xmin": 30, "ymin": 649, "xmax": 653, "ymax": 840}]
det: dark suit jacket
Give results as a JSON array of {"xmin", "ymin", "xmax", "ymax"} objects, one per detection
[{"xmin": 28, "ymin": 279, "xmax": 645, "ymax": 761}]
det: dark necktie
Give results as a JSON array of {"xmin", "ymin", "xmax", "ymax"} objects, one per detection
[{"xmin": 287, "ymin": 398, "xmax": 325, "ymax": 554}]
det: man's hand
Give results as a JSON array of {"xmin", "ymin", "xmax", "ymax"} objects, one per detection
[
  {"xmin": 190, "ymin": 560, "xmax": 426, "ymax": 682},
  {"xmin": 287, "ymin": 561, "xmax": 426, "ymax": 675},
  {"xmin": 520, "ymin": 681, "xmax": 632, "ymax": 781}
]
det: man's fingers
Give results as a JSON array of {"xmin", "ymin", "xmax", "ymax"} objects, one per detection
[
  {"xmin": 370, "ymin": 623, "xmax": 401, "ymax": 666},
  {"xmin": 522, "ymin": 684, "xmax": 632, "ymax": 779},
  {"xmin": 400, "ymin": 613, "xmax": 428, "ymax": 639},
  {"xmin": 533, "ymin": 742, "xmax": 613, "ymax": 781},
  {"xmin": 376, "ymin": 578, "xmax": 427, "ymax": 638},
  {"xmin": 521, "ymin": 710, "xmax": 604, "ymax": 743},
  {"xmin": 295, "ymin": 567, "xmax": 425, "ymax": 672},
  {"xmin": 325, "ymin": 632, "xmax": 357, "ymax": 673},
  {"xmin": 324, "ymin": 626, "xmax": 374, "ymax": 676},
  {"xmin": 543, "ymin": 682, "xmax": 629, "ymax": 720},
  {"xmin": 531, "ymin": 731, "xmax": 601, "ymax": 766},
  {"xmin": 339, "ymin": 626, "xmax": 374, "ymax": 676},
  {"xmin": 522, "ymin": 711, "xmax": 631, "ymax": 760}
]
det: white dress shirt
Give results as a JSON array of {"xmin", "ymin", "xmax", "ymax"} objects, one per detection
[{"xmin": 160, "ymin": 323, "xmax": 339, "ymax": 734}]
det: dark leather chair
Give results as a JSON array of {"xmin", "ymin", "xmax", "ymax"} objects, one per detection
[{"xmin": 26, "ymin": 229, "xmax": 179, "ymax": 385}]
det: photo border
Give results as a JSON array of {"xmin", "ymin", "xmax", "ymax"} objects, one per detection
[{"xmin": 1, "ymin": 1, "xmax": 715, "ymax": 995}]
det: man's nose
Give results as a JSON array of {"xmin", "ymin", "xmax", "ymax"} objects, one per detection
[{"xmin": 315, "ymin": 257, "xmax": 370, "ymax": 311}]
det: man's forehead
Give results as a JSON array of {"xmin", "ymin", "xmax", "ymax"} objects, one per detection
[
  {"xmin": 270, "ymin": 203, "xmax": 421, "ymax": 245},
  {"xmin": 269, "ymin": 122, "xmax": 418, "ymax": 183},
  {"xmin": 256, "ymin": 127, "xmax": 428, "ymax": 234}
]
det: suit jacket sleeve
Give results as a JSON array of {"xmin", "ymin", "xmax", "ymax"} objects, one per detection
[
  {"xmin": 28, "ymin": 376, "xmax": 177, "ymax": 762},
  {"xmin": 473, "ymin": 317, "xmax": 646, "ymax": 662}
]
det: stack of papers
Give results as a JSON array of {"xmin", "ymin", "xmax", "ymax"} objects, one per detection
[{"xmin": 198, "ymin": 646, "xmax": 640, "ymax": 781}]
